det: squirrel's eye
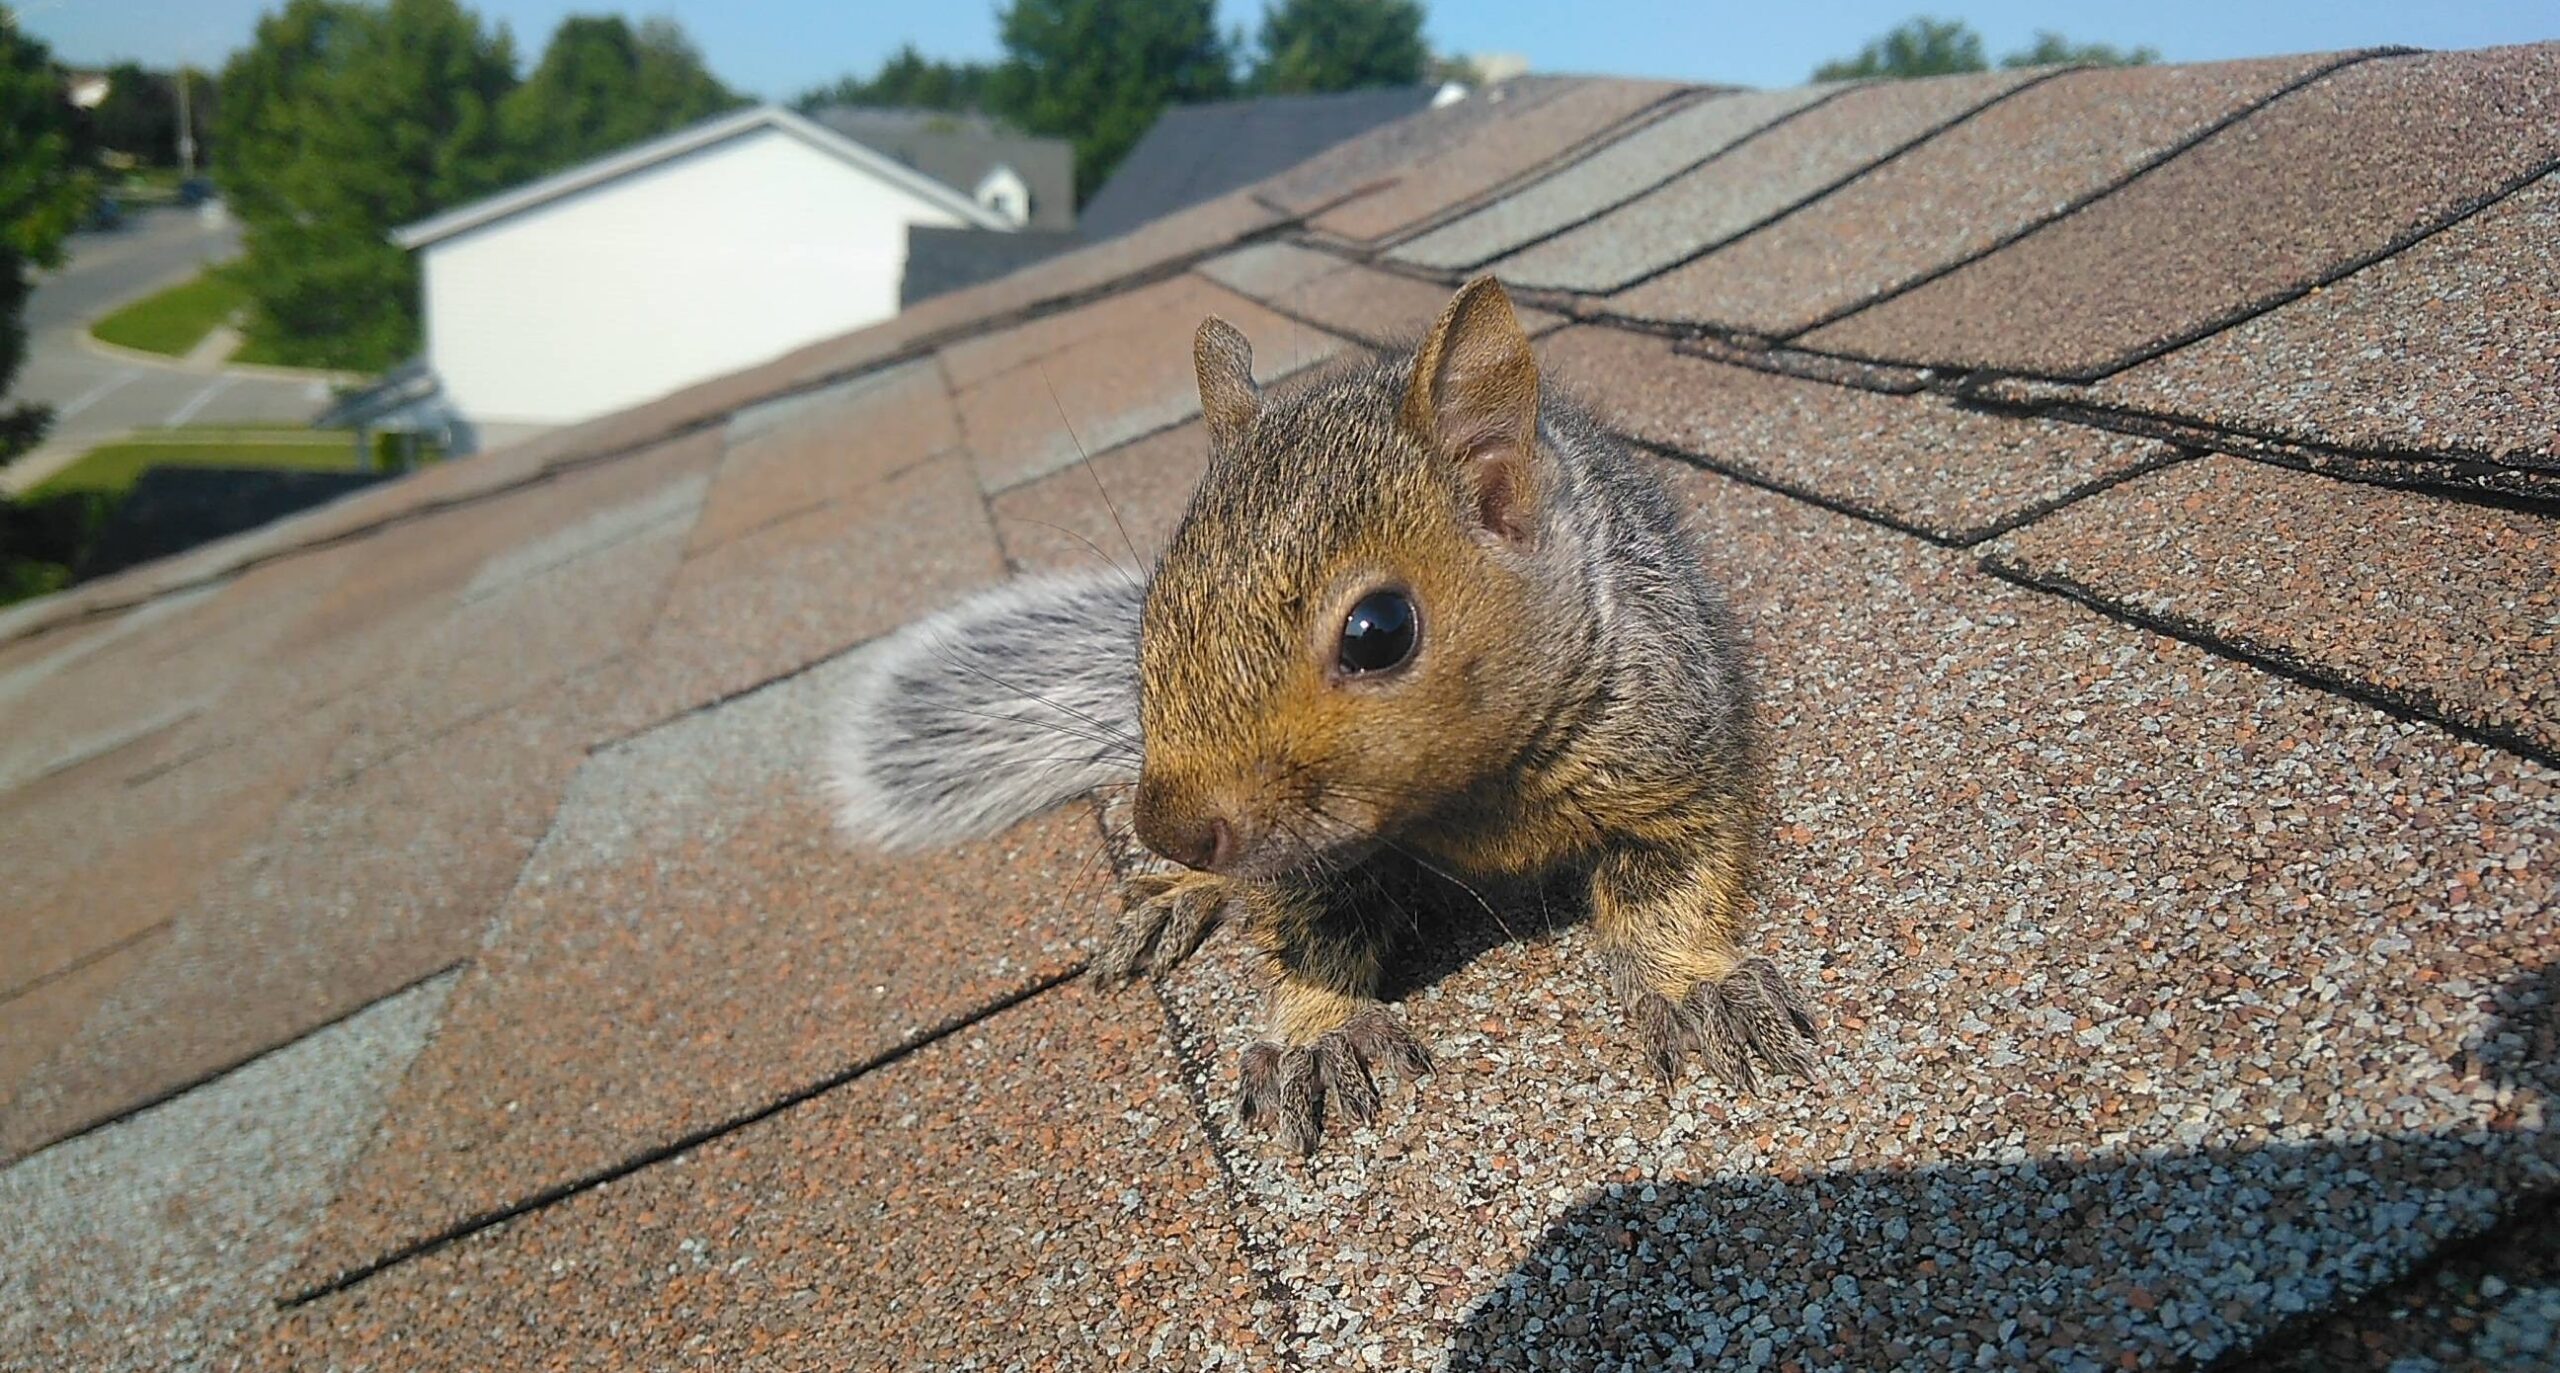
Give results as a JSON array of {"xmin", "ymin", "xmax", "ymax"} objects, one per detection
[{"xmin": 1338, "ymin": 589, "xmax": 1417, "ymax": 676}]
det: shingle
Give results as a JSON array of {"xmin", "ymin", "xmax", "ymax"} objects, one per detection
[
  {"xmin": 0, "ymin": 564, "xmax": 314, "ymax": 793},
  {"xmin": 1987, "ymin": 455, "xmax": 2559, "ymax": 760},
  {"xmin": 1080, "ymin": 85, "xmax": 1439, "ymax": 240},
  {"xmin": 689, "ymin": 358, "xmax": 955, "ymax": 553},
  {"xmin": 0, "ymin": 646, "xmax": 359, "ymax": 926},
  {"xmin": 1194, "ymin": 239, "xmax": 1350, "ymax": 301},
  {"xmin": 260, "ymin": 986, "xmax": 1282, "ymax": 1369},
  {"xmin": 0, "ymin": 687, "xmax": 590, "ymax": 1161},
  {"xmin": 320, "ymin": 456, "xmax": 709, "ymax": 777},
  {"xmin": 2083, "ymin": 169, "xmax": 2560, "ymax": 471},
  {"xmin": 1495, "ymin": 67, "xmax": 2051, "ymax": 294},
  {"xmin": 1541, "ymin": 326, "xmax": 2172, "ymax": 542},
  {"xmin": 1260, "ymin": 76, "xmax": 1591, "ymax": 215},
  {"xmin": 1158, "ymin": 464, "xmax": 2558, "ymax": 1370},
  {"xmin": 955, "ymin": 281, "xmax": 1345, "ymax": 494},
  {"xmin": 989, "ymin": 420, "xmax": 1211, "ymax": 576},
  {"xmin": 1311, "ymin": 78, "xmax": 1688, "ymax": 243},
  {"xmin": 943, "ymin": 273, "xmax": 1242, "ymax": 391},
  {"xmin": 286, "ymin": 643, "xmax": 1113, "ymax": 1291},
  {"xmin": 1240, "ymin": 261, "xmax": 1568, "ymax": 349},
  {"xmin": 1801, "ymin": 44, "xmax": 2560, "ymax": 378},
  {"xmin": 0, "ymin": 931, "xmax": 164, "ymax": 1117},
  {"xmin": 618, "ymin": 453, "xmax": 1004, "ymax": 727},
  {"xmin": 3, "ymin": 772, "xmax": 290, "ymax": 1001},
  {"xmin": 0, "ymin": 976, "xmax": 450, "ymax": 1373},
  {"xmin": 772, "ymin": 189, "xmax": 1283, "ymax": 400},
  {"xmin": 1392, "ymin": 84, "xmax": 1843, "ymax": 271},
  {"xmin": 1612, "ymin": 53, "xmax": 2354, "ymax": 334}
]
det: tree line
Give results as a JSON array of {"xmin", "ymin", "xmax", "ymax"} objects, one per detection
[
  {"xmin": 1814, "ymin": 16, "xmax": 2158, "ymax": 81},
  {"xmin": 799, "ymin": 0, "xmax": 1438, "ymax": 204}
]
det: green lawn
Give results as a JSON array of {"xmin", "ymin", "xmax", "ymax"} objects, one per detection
[
  {"xmin": 89, "ymin": 271, "xmax": 248, "ymax": 358},
  {"xmin": 29, "ymin": 430, "xmax": 365, "ymax": 499}
]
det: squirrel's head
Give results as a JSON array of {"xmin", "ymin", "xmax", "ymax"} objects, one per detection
[{"xmin": 1134, "ymin": 276, "xmax": 1567, "ymax": 881}]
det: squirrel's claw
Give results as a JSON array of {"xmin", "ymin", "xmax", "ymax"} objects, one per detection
[
  {"xmin": 1094, "ymin": 871, "xmax": 1230, "ymax": 987},
  {"xmin": 1237, "ymin": 1006, "xmax": 1432, "ymax": 1154},
  {"xmin": 1633, "ymin": 958, "xmax": 1819, "ymax": 1093}
]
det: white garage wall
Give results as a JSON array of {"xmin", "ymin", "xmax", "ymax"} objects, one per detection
[{"xmin": 421, "ymin": 126, "xmax": 969, "ymax": 427}]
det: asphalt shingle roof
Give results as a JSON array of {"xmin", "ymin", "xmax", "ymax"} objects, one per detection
[{"xmin": 3, "ymin": 40, "xmax": 2555, "ymax": 1372}]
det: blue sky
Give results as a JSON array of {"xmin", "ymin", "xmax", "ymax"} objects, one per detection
[{"xmin": 23, "ymin": 0, "xmax": 2560, "ymax": 100}]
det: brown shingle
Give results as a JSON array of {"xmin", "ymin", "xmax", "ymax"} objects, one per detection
[
  {"xmin": 1160, "ymin": 464, "xmax": 2558, "ymax": 1369},
  {"xmin": 990, "ymin": 420, "xmax": 1211, "ymax": 576},
  {"xmin": 1494, "ymin": 67, "xmax": 2052, "ymax": 294},
  {"xmin": 1542, "ymin": 325, "xmax": 2172, "ymax": 542},
  {"xmin": 320, "ymin": 465, "xmax": 708, "ymax": 777},
  {"xmin": 0, "ymin": 687, "xmax": 592, "ymax": 1160},
  {"xmin": 619, "ymin": 453, "xmax": 1003, "ymax": 729},
  {"xmin": 1194, "ymin": 238, "xmax": 1349, "ymax": 300},
  {"xmin": 0, "ymin": 978, "xmax": 449, "ymax": 1373},
  {"xmin": 1310, "ymin": 78, "xmax": 1687, "ymax": 243},
  {"xmin": 2082, "ymin": 169, "xmax": 2560, "ymax": 471},
  {"xmin": 1260, "ymin": 76, "xmax": 1594, "ymax": 214},
  {"xmin": 262, "ymin": 951, "xmax": 1282, "ymax": 1370},
  {"xmin": 0, "ymin": 931, "xmax": 163, "ymax": 1117},
  {"xmin": 286, "ymin": 647, "xmax": 1109, "ymax": 1291},
  {"xmin": 955, "ymin": 281, "xmax": 1345, "ymax": 495},
  {"xmin": 1801, "ymin": 44, "xmax": 2560, "ymax": 377},
  {"xmin": 687, "ymin": 358, "xmax": 955, "ymax": 553},
  {"xmin": 1610, "ymin": 53, "xmax": 2356, "ymax": 334},
  {"xmin": 1988, "ymin": 455, "xmax": 2559, "ymax": 760},
  {"xmin": 1392, "ymin": 84, "xmax": 1844, "ymax": 272}
]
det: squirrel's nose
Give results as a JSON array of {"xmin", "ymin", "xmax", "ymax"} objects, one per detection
[
  {"xmin": 1134, "ymin": 782, "xmax": 1239, "ymax": 872},
  {"xmin": 1157, "ymin": 814, "xmax": 1235, "ymax": 872}
]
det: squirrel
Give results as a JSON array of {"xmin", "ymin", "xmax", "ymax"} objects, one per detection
[{"xmin": 828, "ymin": 276, "xmax": 1817, "ymax": 1153}]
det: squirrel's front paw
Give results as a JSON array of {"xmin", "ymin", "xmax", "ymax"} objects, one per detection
[
  {"xmin": 1237, "ymin": 1006, "xmax": 1433, "ymax": 1155},
  {"xmin": 1628, "ymin": 957, "xmax": 1819, "ymax": 1093},
  {"xmin": 1093, "ymin": 871, "xmax": 1232, "ymax": 987}
]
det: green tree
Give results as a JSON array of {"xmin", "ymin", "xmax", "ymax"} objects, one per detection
[
  {"xmin": 1813, "ymin": 16, "xmax": 1986, "ymax": 80},
  {"xmin": 992, "ymin": 0, "xmax": 1236, "ymax": 202},
  {"xmin": 794, "ymin": 43, "xmax": 999, "ymax": 115},
  {"xmin": 500, "ymin": 15, "xmax": 740, "ymax": 180},
  {"xmin": 2000, "ymin": 31, "xmax": 2160, "ymax": 69},
  {"xmin": 1, "ymin": 7, "xmax": 93, "ymax": 441},
  {"xmin": 216, "ymin": 0, "xmax": 518, "ymax": 371},
  {"xmin": 1249, "ymin": 0, "xmax": 1427, "ymax": 94}
]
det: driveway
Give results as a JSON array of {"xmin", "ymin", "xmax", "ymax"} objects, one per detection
[{"xmin": 4, "ymin": 203, "xmax": 338, "ymax": 490}]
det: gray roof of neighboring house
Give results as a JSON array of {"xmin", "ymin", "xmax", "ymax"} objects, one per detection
[
  {"xmin": 1075, "ymin": 85, "xmax": 1443, "ymax": 239},
  {"xmin": 807, "ymin": 107, "xmax": 1078, "ymax": 232},
  {"xmin": 392, "ymin": 104, "xmax": 1009, "ymax": 248},
  {"xmin": 899, "ymin": 225, "xmax": 1084, "ymax": 308}
]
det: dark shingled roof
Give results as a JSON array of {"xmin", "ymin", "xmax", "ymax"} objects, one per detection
[
  {"xmin": 805, "ymin": 106, "xmax": 1077, "ymax": 232},
  {"xmin": 1075, "ymin": 85, "xmax": 1440, "ymax": 240},
  {"xmin": 5, "ymin": 42, "xmax": 2557, "ymax": 1373}
]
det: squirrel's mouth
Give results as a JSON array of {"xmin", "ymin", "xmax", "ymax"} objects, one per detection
[{"xmin": 1232, "ymin": 800, "xmax": 1388, "ymax": 883}]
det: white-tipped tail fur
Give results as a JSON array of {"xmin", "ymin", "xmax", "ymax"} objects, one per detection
[{"xmin": 825, "ymin": 571, "xmax": 1145, "ymax": 851}]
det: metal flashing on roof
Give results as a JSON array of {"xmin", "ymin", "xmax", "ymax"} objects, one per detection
[{"xmin": 390, "ymin": 104, "xmax": 1013, "ymax": 250}]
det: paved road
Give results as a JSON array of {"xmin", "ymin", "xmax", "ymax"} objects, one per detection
[{"xmin": 6, "ymin": 204, "xmax": 336, "ymax": 480}]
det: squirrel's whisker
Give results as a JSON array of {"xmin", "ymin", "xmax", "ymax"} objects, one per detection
[
  {"xmin": 993, "ymin": 515, "xmax": 1146, "ymax": 586},
  {"xmin": 1036, "ymin": 359, "xmax": 1146, "ymax": 577}
]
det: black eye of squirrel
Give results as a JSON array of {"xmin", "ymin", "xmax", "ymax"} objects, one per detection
[{"xmin": 1338, "ymin": 590, "xmax": 1417, "ymax": 676}]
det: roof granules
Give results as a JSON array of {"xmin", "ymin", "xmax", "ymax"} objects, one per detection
[{"xmin": 5, "ymin": 40, "xmax": 2555, "ymax": 1372}]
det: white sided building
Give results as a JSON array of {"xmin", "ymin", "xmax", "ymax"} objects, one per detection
[{"xmin": 391, "ymin": 105, "xmax": 1018, "ymax": 436}]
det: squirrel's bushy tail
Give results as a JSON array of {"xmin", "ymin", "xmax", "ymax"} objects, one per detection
[{"xmin": 825, "ymin": 571, "xmax": 1144, "ymax": 851}]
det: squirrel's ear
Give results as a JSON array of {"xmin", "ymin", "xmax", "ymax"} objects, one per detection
[
  {"xmin": 1403, "ymin": 276, "xmax": 1542, "ymax": 549},
  {"xmin": 1194, "ymin": 316, "xmax": 1260, "ymax": 451}
]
